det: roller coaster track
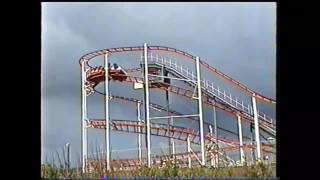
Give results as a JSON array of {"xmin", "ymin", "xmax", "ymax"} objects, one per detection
[
  {"xmin": 79, "ymin": 45, "xmax": 276, "ymax": 104},
  {"xmin": 87, "ymin": 119, "xmax": 272, "ymax": 149},
  {"xmin": 102, "ymin": 94, "xmax": 269, "ymax": 140},
  {"xmin": 86, "ymin": 119, "xmax": 273, "ymax": 152},
  {"xmin": 85, "ymin": 52, "xmax": 276, "ymax": 135},
  {"xmin": 80, "ymin": 45, "xmax": 276, "ymax": 170},
  {"xmin": 144, "ymin": 54, "xmax": 275, "ymax": 125},
  {"xmin": 88, "ymin": 141, "xmax": 273, "ymax": 170},
  {"xmin": 88, "ymin": 119, "xmax": 230, "ymax": 146},
  {"xmin": 89, "ymin": 73, "xmax": 275, "ymax": 136},
  {"xmin": 86, "ymin": 119, "xmax": 273, "ymax": 169}
]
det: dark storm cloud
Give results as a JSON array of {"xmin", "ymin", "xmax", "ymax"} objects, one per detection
[
  {"xmin": 43, "ymin": 2, "xmax": 275, "ymax": 98},
  {"xmin": 42, "ymin": 2, "xmax": 276, "ymax": 165}
]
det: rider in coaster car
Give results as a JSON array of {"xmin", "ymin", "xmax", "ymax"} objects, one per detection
[{"xmin": 113, "ymin": 63, "xmax": 119, "ymax": 70}]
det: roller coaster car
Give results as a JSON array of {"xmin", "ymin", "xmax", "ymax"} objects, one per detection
[
  {"xmin": 86, "ymin": 66, "xmax": 106, "ymax": 86},
  {"xmin": 109, "ymin": 63, "xmax": 127, "ymax": 82},
  {"xmin": 87, "ymin": 63, "xmax": 128, "ymax": 85}
]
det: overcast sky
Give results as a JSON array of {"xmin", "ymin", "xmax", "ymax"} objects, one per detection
[{"xmin": 41, "ymin": 2, "xmax": 276, "ymax": 167}]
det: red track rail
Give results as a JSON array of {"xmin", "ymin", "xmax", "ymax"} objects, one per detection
[
  {"xmin": 88, "ymin": 143, "xmax": 273, "ymax": 170},
  {"xmin": 87, "ymin": 119, "xmax": 274, "ymax": 149},
  {"xmin": 80, "ymin": 46, "xmax": 276, "ymax": 170},
  {"xmin": 86, "ymin": 119, "xmax": 273, "ymax": 169},
  {"xmin": 79, "ymin": 46, "xmax": 276, "ymax": 104},
  {"xmin": 87, "ymin": 144, "xmax": 273, "ymax": 170},
  {"xmin": 99, "ymin": 94, "xmax": 263, "ymax": 140},
  {"xmin": 88, "ymin": 71, "xmax": 275, "ymax": 133}
]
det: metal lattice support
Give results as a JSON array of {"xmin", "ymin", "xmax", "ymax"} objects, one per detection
[
  {"xmin": 86, "ymin": 69, "xmax": 275, "ymax": 135},
  {"xmin": 85, "ymin": 119, "xmax": 274, "ymax": 169},
  {"xmin": 79, "ymin": 44, "xmax": 276, "ymax": 171}
]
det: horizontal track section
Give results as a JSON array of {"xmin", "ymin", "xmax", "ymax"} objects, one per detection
[
  {"xmin": 87, "ymin": 119, "xmax": 274, "ymax": 148},
  {"xmin": 87, "ymin": 144, "xmax": 273, "ymax": 169}
]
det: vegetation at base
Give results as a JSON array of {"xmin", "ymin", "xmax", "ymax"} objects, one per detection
[
  {"xmin": 42, "ymin": 146, "xmax": 276, "ymax": 179},
  {"xmin": 41, "ymin": 161, "xmax": 275, "ymax": 179}
]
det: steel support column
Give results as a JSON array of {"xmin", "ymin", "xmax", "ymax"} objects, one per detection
[
  {"xmin": 209, "ymin": 125, "xmax": 214, "ymax": 167},
  {"xmin": 172, "ymin": 140, "xmax": 175, "ymax": 155},
  {"xmin": 104, "ymin": 53, "xmax": 111, "ymax": 171},
  {"xmin": 252, "ymin": 94, "xmax": 261, "ymax": 160},
  {"xmin": 196, "ymin": 56, "xmax": 205, "ymax": 166},
  {"xmin": 187, "ymin": 135, "xmax": 191, "ymax": 168},
  {"xmin": 143, "ymin": 43, "xmax": 151, "ymax": 167},
  {"xmin": 81, "ymin": 60, "xmax": 88, "ymax": 173},
  {"xmin": 237, "ymin": 114, "xmax": 245, "ymax": 164},
  {"xmin": 250, "ymin": 122, "xmax": 255, "ymax": 163},
  {"xmin": 213, "ymin": 102, "xmax": 219, "ymax": 168},
  {"xmin": 137, "ymin": 102, "xmax": 142, "ymax": 163}
]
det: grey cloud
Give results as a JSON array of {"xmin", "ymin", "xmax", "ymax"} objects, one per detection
[{"xmin": 42, "ymin": 2, "xmax": 276, "ymax": 166}]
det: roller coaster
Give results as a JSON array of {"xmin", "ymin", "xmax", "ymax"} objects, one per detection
[{"xmin": 79, "ymin": 44, "xmax": 276, "ymax": 172}]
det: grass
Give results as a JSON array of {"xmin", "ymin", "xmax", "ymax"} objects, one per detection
[
  {"xmin": 41, "ymin": 160, "xmax": 276, "ymax": 179},
  {"xmin": 42, "ymin": 145, "xmax": 276, "ymax": 179}
]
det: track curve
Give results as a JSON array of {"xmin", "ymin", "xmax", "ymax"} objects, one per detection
[
  {"xmin": 89, "ymin": 73, "xmax": 275, "ymax": 136},
  {"xmin": 100, "ymin": 94, "xmax": 266, "ymax": 140},
  {"xmin": 80, "ymin": 45, "xmax": 276, "ymax": 170},
  {"xmin": 79, "ymin": 45, "xmax": 276, "ymax": 104}
]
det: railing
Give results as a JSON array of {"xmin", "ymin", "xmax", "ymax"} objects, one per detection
[{"xmin": 141, "ymin": 54, "xmax": 276, "ymax": 127}]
